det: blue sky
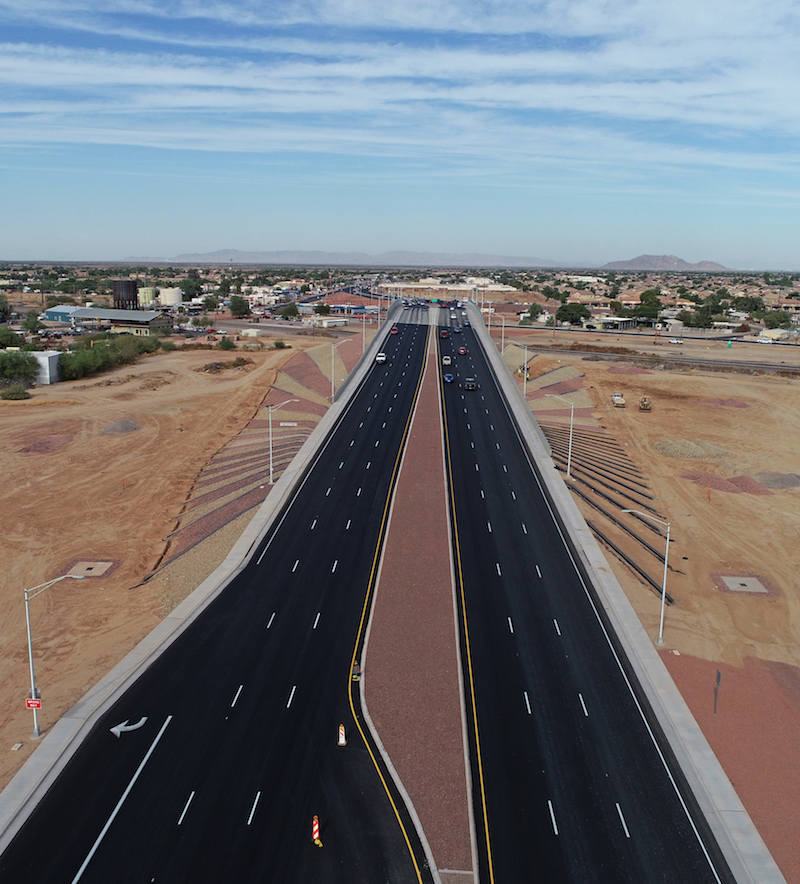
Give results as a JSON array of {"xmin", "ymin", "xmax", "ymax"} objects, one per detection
[{"xmin": 2, "ymin": 0, "xmax": 800, "ymax": 267}]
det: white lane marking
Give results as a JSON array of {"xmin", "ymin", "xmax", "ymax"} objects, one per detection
[
  {"xmin": 503, "ymin": 464, "xmax": 508, "ymax": 472},
  {"xmin": 388, "ymin": 406, "xmax": 392, "ymax": 412},
  {"xmin": 287, "ymin": 685, "xmax": 297, "ymax": 708},
  {"xmin": 480, "ymin": 490, "xmax": 485, "ymax": 499},
  {"xmin": 511, "ymin": 490, "xmax": 516, "ymax": 500},
  {"xmin": 346, "ymin": 519, "xmax": 351, "ymax": 530},
  {"xmin": 578, "ymin": 693, "xmax": 589, "ymax": 717},
  {"xmin": 313, "ymin": 612, "xmax": 321, "ymax": 630},
  {"xmin": 71, "ymin": 716, "xmax": 173, "ymax": 883},
  {"xmin": 292, "ymin": 560, "xmax": 299, "ymax": 572},
  {"xmin": 373, "ymin": 393, "xmax": 378, "ymax": 398},
  {"xmin": 350, "ymin": 440, "xmax": 354, "ymax": 447},
  {"xmin": 326, "ymin": 487, "xmax": 331, "ymax": 496},
  {"xmin": 266, "ymin": 612, "xmax": 276, "ymax": 629},
  {"xmin": 382, "ymin": 421, "xmax": 386, "ymax": 428},
  {"xmin": 359, "ymin": 421, "xmax": 364, "ymax": 428},
  {"xmin": 356, "ymin": 487, "xmax": 361, "ymax": 496},
  {"xmin": 257, "ymin": 545, "xmax": 269, "ymax": 565},
  {"xmin": 490, "ymin": 424, "xmax": 494, "ymax": 430},
  {"xmin": 311, "ymin": 519, "xmax": 317, "ymax": 530},
  {"xmin": 554, "ymin": 619, "xmax": 562, "ymax": 636},
  {"xmin": 523, "ymin": 690, "xmax": 531, "ymax": 714},
  {"xmin": 247, "ymin": 791, "xmax": 262, "ymax": 826},
  {"xmin": 487, "ymin": 521, "xmax": 492, "ymax": 533},
  {"xmin": 536, "ymin": 564, "xmax": 542, "ymax": 578},
  {"xmin": 548, "ymin": 800, "xmax": 559, "ymax": 835},
  {"xmin": 522, "ymin": 523, "xmax": 528, "ymax": 534},
  {"xmin": 375, "ymin": 440, "xmax": 380, "ymax": 447},
  {"xmin": 616, "ymin": 803, "xmax": 631, "ymax": 838},
  {"xmin": 231, "ymin": 685, "xmax": 244, "ymax": 707},
  {"xmin": 177, "ymin": 791, "xmax": 195, "ymax": 826},
  {"xmin": 464, "ymin": 408, "xmax": 468, "ymax": 414},
  {"xmin": 394, "ymin": 393, "xmax": 397, "ymax": 398},
  {"xmin": 507, "ymin": 617, "xmax": 514, "ymax": 633},
  {"xmin": 366, "ymin": 461, "xmax": 371, "ymax": 469},
  {"xmin": 339, "ymin": 461, "xmax": 344, "ymax": 469},
  {"xmin": 367, "ymin": 406, "xmax": 371, "ymax": 411},
  {"xmin": 475, "ymin": 464, "xmax": 479, "ymax": 471},
  {"xmin": 332, "ymin": 560, "xmax": 338, "ymax": 573},
  {"xmin": 496, "ymin": 563, "xmax": 502, "ymax": 576},
  {"xmin": 496, "ymin": 442, "xmax": 501, "ymax": 450},
  {"xmin": 471, "ymin": 441, "xmax": 475, "ymax": 448}
]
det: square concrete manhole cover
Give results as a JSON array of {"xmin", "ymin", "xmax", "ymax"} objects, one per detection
[
  {"xmin": 712, "ymin": 573, "xmax": 778, "ymax": 596},
  {"xmin": 66, "ymin": 561, "xmax": 117, "ymax": 578}
]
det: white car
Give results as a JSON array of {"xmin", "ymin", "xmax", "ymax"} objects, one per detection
[
  {"xmin": 669, "ymin": 338, "xmax": 684, "ymax": 344},
  {"xmin": 442, "ymin": 355, "xmax": 452, "ymax": 366},
  {"xmin": 375, "ymin": 352, "xmax": 387, "ymax": 363}
]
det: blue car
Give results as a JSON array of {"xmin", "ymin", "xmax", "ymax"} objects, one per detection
[{"xmin": 443, "ymin": 373, "xmax": 454, "ymax": 383}]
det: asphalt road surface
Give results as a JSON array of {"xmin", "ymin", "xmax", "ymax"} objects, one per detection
[
  {"xmin": 1, "ymin": 312, "xmax": 435, "ymax": 884},
  {"xmin": 437, "ymin": 308, "xmax": 734, "ymax": 883}
]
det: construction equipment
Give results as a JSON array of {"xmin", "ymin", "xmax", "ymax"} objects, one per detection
[
  {"xmin": 611, "ymin": 392, "xmax": 626, "ymax": 408},
  {"xmin": 639, "ymin": 396, "xmax": 652, "ymax": 411}
]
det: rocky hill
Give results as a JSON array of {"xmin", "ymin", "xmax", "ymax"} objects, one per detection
[{"xmin": 601, "ymin": 254, "xmax": 727, "ymax": 271}]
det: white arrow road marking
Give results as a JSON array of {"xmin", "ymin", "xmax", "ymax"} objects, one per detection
[
  {"xmin": 73, "ymin": 716, "xmax": 172, "ymax": 883},
  {"xmin": 110, "ymin": 716, "xmax": 148, "ymax": 738}
]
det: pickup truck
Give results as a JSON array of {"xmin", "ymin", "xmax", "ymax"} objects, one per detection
[{"xmin": 611, "ymin": 392, "xmax": 626, "ymax": 408}]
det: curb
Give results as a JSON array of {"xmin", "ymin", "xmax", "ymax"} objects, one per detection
[{"xmin": 472, "ymin": 303, "xmax": 785, "ymax": 884}]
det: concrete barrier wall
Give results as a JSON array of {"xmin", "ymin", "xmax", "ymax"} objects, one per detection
[{"xmin": 467, "ymin": 301, "xmax": 785, "ymax": 884}]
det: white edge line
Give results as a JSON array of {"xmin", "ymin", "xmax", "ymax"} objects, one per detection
[
  {"xmin": 247, "ymin": 791, "xmax": 261, "ymax": 826},
  {"xmin": 523, "ymin": 691, "xmax": 531, "ymax": 715},
  {"xmin": 231, "ymin": 685, "xmax": 243, "ymax": 707},
  {"xmin": 548, "ymin": 799, "xmax": 559, "ymax": 835},
  {"xmin": 287, "ymin": 685, "xmax": 297, "ymax": 708},
  {"xmin": 71, "ymin": 715, "xmax": 173, "ymax": 883},
  {"xmin": 616, "ymin": 802, "xmax": 631, "ymax": 838},
  {"xmin": 177, "ymin": 790, "xmax": 195, "ymax": 826}
]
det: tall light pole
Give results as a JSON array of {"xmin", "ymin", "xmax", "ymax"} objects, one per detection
[
  {"xmin": 24, "ymin": 574, "xmax": 84, "ymax": 738},
  {"xmin": 622, "ymin": 510, "xmax": 671, "ymax": 646},
  {"xmin": 331, "ymin": 339, "xmax": 351, "ymax": 401},
  {"xmin": 500, "ymin": 314, "xmax": 506, "ymax": 355},
  {"xmin": 523, "ymin": 344, "xmax": 528, "ymax": 398},
  {"xmin": 269, "ymin": 398, "xmax": 299, "ymax": 484},
  {"xmin": 545, "ymin": 393, "xmax": 575, "ymax": 478}
]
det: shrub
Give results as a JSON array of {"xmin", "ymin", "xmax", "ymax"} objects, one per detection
[
  {"xmin": 1, "ymin": 384, "xmax": 31, "ymax": 400},
  {"xmin": 160, "ymin": 339, "xmax": 178, "ymax": 351},
  {"xmin": 273, "ymin": 340, "xmax": 286, "ymax": 349},
  {"xmin": 218, "ymin": 337, "xmax": 236, "ymax": 351},
  {"xmin": 0, "ymin": 350, "xmax": 38, "ymax": 385}
]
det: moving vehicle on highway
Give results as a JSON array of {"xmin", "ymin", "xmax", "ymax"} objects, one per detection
[
  {"xmin": 443, "ymin": 373, "xmax": 454, "ymax": 383},
  {"xmin": 458, "ymin": 347, "xmax": 467, "ymax": 355},
  {"xmin": 375, "ymin": 352, "xmax": 387, "ymax": 363},
  {"xmin": 442, "ymin": 355, "xmax": 452, "ymax": 366},
  {"xmin": 439, "ymin": 329, "xmax": 449, "ymax": 338},
  {"xmin": 463, "ymin": 377, "xmax": 477, "ymax": 390}
]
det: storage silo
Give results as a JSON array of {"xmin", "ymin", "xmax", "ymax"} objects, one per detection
[
  {"xmin": 112, "ymin": 279, "xmax": 139, "ymax": 310},
  {"xmin": 159, "ymin": 287, "xmax": 183, "ymax": 306}
]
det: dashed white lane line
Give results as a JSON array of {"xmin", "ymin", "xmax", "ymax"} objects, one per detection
[
  {"xmin": 471, "ymin": 441, "xmax": 475, "ymax": 448},
  {"xmin": 339, "ymin": 461, "xmax": 344, "ymax": 469},
  {"xmin": 311, "ymin": 519, "xmax": 317, "ymax": 530},
  {"xmin": 496, "ymin": 563, "xmax": 502, "ymax": 576},
  {"xmin": 266, "ymin": 612, "xmax": 276, "ymax": 629},
  {"xmin": 536, "ymin": 564, "xmax": 542, "ymax": 578},
  {"xmin": 616, "ymin": 803, "xmax": 631, "ymax": 838},
  {"xmin": 247, "ymin": 791, "xmax": 261, "ymax": 826},
  {"xmin": 511, "ymin": 490, "xmax": 516, "ymax": 500},
  {"xmin": 231, "ymin": 685, "xmax": 244, "ymax": 707},
  {"xmin": 346, "ymin": 519, "xmax": 351, "ymax": 530},
  {"xmin": 177, "ymin": 791, "xmax": 195, "ymax": 826},
  {"xmin": 356, "ymin": 487, "xmax": 362, "ymax": 496},
  {"xmin": 287, "ymin": 685, "xmax": 297, "ymax": 708},
  {"xmin": 578, "ymin": 693, "xmax": 589, "ymax": 717},
  {"xmin": 475, "ymin": 464, "xmax": 480, "ymax": 471},
  {"xmin": 292, "ymin": 560, "xmax": 299, "ymax": 572},
  {"xmin": 375, "ymin": 440, "xmax": 380, "ymax": 447},
  {"xmin": 502, "ymin": 464, "xmax": 508, "ymax": 472},
  {"xmin": 548, "ymin": 800, "xmax": 559, "ymax": 835},
  {"xmin": 487, "ymin": 521, "xmax": 493, "ymax": 533},
  {"xmin": 350, "ymin": 440, "xmax": 354, "ymax": 447},
  {"xmin": 326, "ymin": 487, "xmax": 331, "ymax": 496},
  {"xmin": 366, "ymin": 461, "xmax": 371, "ymax": 469},
  {"xmin": 313, "ymin": 612, "xmax": 321, "ymax": 630},
  {"xmin": 507, "ymin": 616, "xmax": 514, "ymax": 633},
  {"xmin": 480, "ymin": 490, "xmax": 485, "ymax": 498},
  {"xmin": 522, "ymin": 523, "xmax": 528, "ymax": 534},
  {"xmin": 359, "ymin": 421, "xmax": 364, "ymax": 428},
  {"xmin": 554, "ymin": 619, "xmax": 562, "ymax": 636},
  {"xmin": 523, "ymin": 691, "xmax": 531, "ymax": 714},
  {"xmin": 332, "ymin": 560, "xmax": 338, "ymax": 573}
]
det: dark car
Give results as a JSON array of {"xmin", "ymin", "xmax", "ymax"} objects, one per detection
[
  {"xmin": 439, "ymin": 329, "xmax": 449, "ymax": 338},
  {"xmin": 390, "ymin": 326, "xmax": 399, "ymax": 334},
  {"xmin": 464, "ymin": 377, "xmax": 477, "ymax": 390}
]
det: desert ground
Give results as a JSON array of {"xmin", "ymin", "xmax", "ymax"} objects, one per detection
[{"xmin": 2, "ymin": 319, "xmax": 799, "ymax": 879}]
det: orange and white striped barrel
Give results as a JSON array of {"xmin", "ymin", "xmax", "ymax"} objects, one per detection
[
  {"xmin": 312, "ymin": 814, "xmax": 322, "ymax": 847},
  {"xmin": 338, "ymin": 724, "xmax": 347, "ymax": 746}
]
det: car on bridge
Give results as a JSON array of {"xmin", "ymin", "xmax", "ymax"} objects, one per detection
[
  {"xmin": 464, "ymin": 377, "xmax": 477, "ymax": 390},
  {"xmin": 375, "ymin": 352, "xmax": 387, "ymax": 364},
  {"xmin": 439, "ymin": 329, "xmax": 449, "ymax": 338},
  {"xmin": 443, "ymin": 373, "xmax": 454, "ymax": 383},
  {"xmin": 458, "ymin": 346, "xmax": 467, "ymax": 355}
]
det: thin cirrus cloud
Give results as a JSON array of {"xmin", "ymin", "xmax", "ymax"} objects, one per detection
[{"xmin": 1, "ymin": 1, "xmax": 800, "ymax": 189}]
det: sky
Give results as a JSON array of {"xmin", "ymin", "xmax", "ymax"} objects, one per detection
[{"xmin": 2, "ymin": 0, "xmax": 800, "ymax": 268}]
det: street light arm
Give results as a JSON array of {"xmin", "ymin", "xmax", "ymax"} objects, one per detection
[{"xmin": 26, "ymin": 574, "xmax": 84, "ymax": 600}]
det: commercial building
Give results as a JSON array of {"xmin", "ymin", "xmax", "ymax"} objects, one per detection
[{"xmin": 71, "ymin": 307, "xmax": 172, "ymax": 336}]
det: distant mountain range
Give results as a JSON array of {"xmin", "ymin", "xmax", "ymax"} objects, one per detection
[
  {"xmin": 601, "ymin": 254, "xmax": 727, "ymax": 272},
  {"xmin": 125, "ymin": 248, "xmax": 557, "ymax": 268}
]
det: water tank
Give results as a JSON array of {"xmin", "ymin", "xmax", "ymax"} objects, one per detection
[
  {"xmin": 159, "ymin": 287, "xmax": 183, "ymax": 306},
  {"xmin": 112, "ymin": 279, "xmax": 139, "ymax": 310}
]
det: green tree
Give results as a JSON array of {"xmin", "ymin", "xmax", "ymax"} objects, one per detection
[
  {"xmin": 762, "ymin": 310, "xmax": 791, "ymax": 329},
  {"xmin": 180, "ymin": 278, "xmax": 203, "ymax": 300},
  {"xmin": 0, "ymin": 350, "xmax": 38, "ymax": 385},
  {"xmin": 0, "ymin": 326, "xmax": 22, "ymax": 348},
  {"xmin": 218, "ymin": 277, "xmax": 231, "ymax": 299},
  {"xmin": 556, "ymin": 303, "xmax": 591, "ymax": 325},
  {"xmin": 314, "ymin": 303, "xmax": 331, "ymax": 316},
  {"xmin": 276, "ymin": 303, "xmax": 299, "ymax": 318},
  {"xmin": 731, "ymin": 295, "xmax": 765, "ymax": 314},
  {"xmin": 639, "ymin": 289, "xmax": 661, "ymax": 309},
  {"xmin": 203, "ymin": 295, "xmax": 219, "ymax": 312},
  {"xmin": 229, "ymin": 295, "xmax": 251, "ymax": 318},
  {"xmin": 0, "ymin": 294, "xmax": 12, "ymax": 321},
  {"xmin": 218, "ymin": 336, "xmax": 237, "ymax": 350},
  {"xmin": 527, "ymin": 303, "xmax": 543, "ymax": 321},
  {"xmin": 23, "ymin": 311, "xmax": 43, "ymax": 333},
  {"xmin": 191, "ymin": 315, "xmax": 213, "ymax": 328}
]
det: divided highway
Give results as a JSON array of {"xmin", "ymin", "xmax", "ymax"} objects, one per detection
[
  {"xmin": 0, "ymin": 313, "xmax": 435, "ymax": 883},
  {"xmin": 437, "ymin": 309, "xmax": 735, "ymax": 883}
]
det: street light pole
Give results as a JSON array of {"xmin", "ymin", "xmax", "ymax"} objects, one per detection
[
  {"xmin": 545, "ymin": 393, "xmax": 575, "ymax": 478},
  {"xmin": 331, "ymin": 339, "xmax": 350, "ymax": 401},
  {"xmin": 500, "ymin": 314, "xmax": 506, "ymax": 355},
  {"xmin": 622, "ymin": 510, "xmax": 671, "ymax": 646},
  {"xmin": 24, "ymin": 574, "xmax": 84, "ymax": 738},
  {"xmin": 269, "ymin": 398, "xmax": 300, "ymax": 484},
  {"xmin": 523, "ymin": 345, "xmax": 528, "ymax": 398}
]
